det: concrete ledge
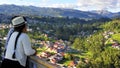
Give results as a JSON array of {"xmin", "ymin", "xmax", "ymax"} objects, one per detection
[{"xmin": 29, "ymin": 56, "xmax": 61, "ymax": 68}]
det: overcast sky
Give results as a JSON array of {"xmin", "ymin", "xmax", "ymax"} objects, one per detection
[{"xmin": 0, "ymin": 0, "xmax": 120, "ymax": 13}]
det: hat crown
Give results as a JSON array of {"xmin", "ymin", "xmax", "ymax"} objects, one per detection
[{"xmin": 12, "ymin": 16, "xmax": 26, "ymax": 27}]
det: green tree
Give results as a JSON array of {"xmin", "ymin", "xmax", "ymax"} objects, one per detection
[{"xmin": 72, "ymin": 37, "xmax": 85, "ymax": 51}]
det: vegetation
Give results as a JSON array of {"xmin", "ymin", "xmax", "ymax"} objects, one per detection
[
  {"xmin": 27, "ymin": 17, "xmax": 120, "ymax": 67},
  {"xmin": 73, "ymin": 19, "xmax": 120, "ymax": 68},
  {"xmin": 0, "ymin": 16, "xmax": 120, "ymax": 68}
]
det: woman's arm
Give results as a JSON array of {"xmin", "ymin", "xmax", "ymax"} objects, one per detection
[{"xmin": 22, "ymin": 33, "xmax": 36, "ymax": 56}]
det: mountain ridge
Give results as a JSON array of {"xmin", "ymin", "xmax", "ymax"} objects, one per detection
[
  {"xmin": 90, "ymin": 10, "xmax": 120, "ymax": 18},
  {"xmin": 0, "ymin": 4, "xmax": 120, "ymax": 19},
  {"xmin": 0, "ymin": 4, "xmax": 103, "ymax": 19}
]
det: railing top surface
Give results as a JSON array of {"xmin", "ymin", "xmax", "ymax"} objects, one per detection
[{"xmin": 29, "ymin": 56, "xmax": 61, "ymax": 68}]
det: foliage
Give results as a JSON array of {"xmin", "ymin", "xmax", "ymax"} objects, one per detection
[
  {"xmin": 111, "ymin": 34, "xmax": 120, "ymax": 42},
  {"xmin": 74, "ymin": 19, "xmax": 120, "ymax": 68},
  {"xmin": 1, "ymin": 16, "xmax": 119, "ymax": 67}
]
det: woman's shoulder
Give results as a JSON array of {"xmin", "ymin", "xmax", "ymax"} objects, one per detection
[{"xmin": 20, "ymin": 33, "xmax": 29, "ymax": 38}]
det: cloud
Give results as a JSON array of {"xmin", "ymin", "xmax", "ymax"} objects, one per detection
[
  {"xmin": 0, "ymin": 0, "xmax": 119, "ymax": 12},
  {"xmin": 45, "ymin": 3, "xmax": 76, "ymax": 9},
  {"xmin": 0, "ymin": 0, "xmax": 42, "ymax": 6},
  {"xmin": 117, "ymin": 0, "xmax": 120, "ymax": 7},
  {"xmin": 41, "ymin": 0, "xmax": 49, "ymax": 2},
  {"xmin": 0, "ymin": 0, "xmax": 26, "ymax": 5},
  {"xmin": 76, "ymin": 0, "xmax": 120, "ymax": 10}
]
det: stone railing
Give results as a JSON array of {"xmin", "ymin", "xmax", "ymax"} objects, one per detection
[
  {"xmin": 0, "ymin": 42, "xmax": 62, "ymax": 68},
  {"xmin": 28, "ymin": 56, "xmax": 61, "ymax": 68}
]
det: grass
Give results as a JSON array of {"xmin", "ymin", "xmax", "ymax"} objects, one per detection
[
  {"xmin": 63, "ymin": 60, "xmax": 71, "ymax": 66},
  {"xmin": 36, "ymin": 46, "xmax": 47, "ymax": 54},
  {"xmin": 104, "ymin": 33, "xmax": 120, "ymax": 48},
  {"xmin": 79, "ymin": 51, "xmax": 93, "ymax": 59},
  {"xmin": 111, "ymin": 33, "xmax": 120, "ymax": 42}
]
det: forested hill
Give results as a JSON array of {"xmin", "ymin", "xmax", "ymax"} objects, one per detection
[
  {"xmin": 101, "ymin": 18, "xmax": 120, "ymax": 32},
  {"xmin": 73, "ymin": 18, "xmax": 120, "ymax": 67},
  {"xmin": 0, "ymin": 5, "xmax": 120, "ymax": 19},
  {"xmin": 0, "ymin": 4, "xmax": 104, "ymax": 19}
]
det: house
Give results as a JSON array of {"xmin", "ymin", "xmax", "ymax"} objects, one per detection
[
  {"xmin": 68, "ymin": 60, "xmax": 77, "ymax": 68},
  {"xmin": 37, "ymin": 40, "xmax": 68, "ymax": 65},
  {"xmin": 53, "ymin": 43, "xmax": 59, "ymax": 48},
  {"xmin": 3, "ymin": 37, "xmax": 7, "ymax": 40},
  {"xmin": 52, "ymin": 48, "xmax": 58, "ymax": 53},
  {"xmin": 47, "ymin": 46, "xmax": 53, "ymax": 52},
  {"xmin": 39, "ymin": 52, "xmax": 51, "ymax": 58},
  {"xmin": 50, "ymin": 58, "xmax": 56, "ymax": 64},
  {"xmin": 108, "ymin": 32, "xmax": 114, "ymax": 35},
  {"xmin": 27, "ymin": 28, "xmax": 32, "ymax": 32},
  {"xmin": 104, "ymin": 35, "xmax": 110, "ymax": 39},
  {"xmin": 49, "ymin": 53, "xmax": 63, "ymax": 64},
  {"xmin": 112, "ymin": 42, "xmax": 120, "ymax": 49}
]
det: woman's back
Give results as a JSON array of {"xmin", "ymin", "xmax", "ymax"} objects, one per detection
[{"xmin": 5, "ymin": 32, "xmax": 35, "ymax": 66}]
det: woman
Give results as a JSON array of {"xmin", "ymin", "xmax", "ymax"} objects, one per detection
[{"xmin": 1, "ymin": 16, "xmax": 36, "ymax": 68}]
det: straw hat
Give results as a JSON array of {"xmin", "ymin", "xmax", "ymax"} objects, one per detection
[{"xmin": 12, "ymin": 16, "xmax": 27, "ymax": 27}]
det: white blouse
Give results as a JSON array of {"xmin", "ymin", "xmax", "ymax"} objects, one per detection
[{"xmin": 5, "ymin": 32, "xmax": 35, "ymax": 66}]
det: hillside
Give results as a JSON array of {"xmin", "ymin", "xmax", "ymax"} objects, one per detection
[
  {"xmin": 0, "ymin": 14, "xmax": 120, "ymax": 68},
  {"xmin": 72, "ymin": 19, "xmax": 120, "ymax": 67},
  {"xmin": 0, "ymin": 4, "xmax": 103, "ymax": 19}
]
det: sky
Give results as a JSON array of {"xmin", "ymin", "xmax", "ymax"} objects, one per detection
[{"xmin": 0, "ymin": 0, "xmax": 120, "ymax": 13}]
